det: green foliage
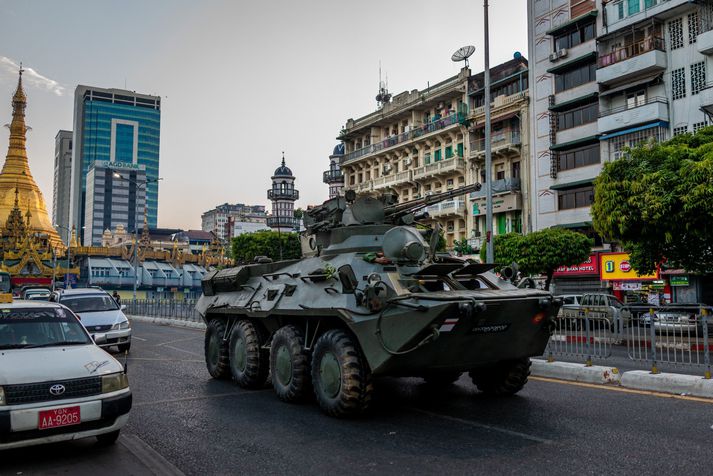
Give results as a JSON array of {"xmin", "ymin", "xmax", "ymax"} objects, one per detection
[
  {"xmin": 592, "ymin": 127, "xmax": 713, "ymax": 274},
  {"xmin": 482, "ymin": 228, "xmax": 592, "ymax": 290},
  {"xmin": 453, "ymin": 238, "xmax": 474, "ymax": 256},
  {"xmin": 231, "ymin": 231, "xmax": 301, "ymax": 264},
  {"xmin": 421, "ymin": 227, "xmax": 447, "ymax": 252},
  {"xmin": 293, "ymin": 208, "xmax": 304, "ymax": 219}
]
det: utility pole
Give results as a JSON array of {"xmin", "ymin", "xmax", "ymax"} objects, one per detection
[{"xmin": 484, "ymin": 0, "xmax": 494, "ymax": 263}]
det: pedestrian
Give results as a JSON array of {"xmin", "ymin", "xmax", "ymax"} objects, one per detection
[{"xmin": 112, "ymin": 291, "xmax": 121, "ymax": 306}]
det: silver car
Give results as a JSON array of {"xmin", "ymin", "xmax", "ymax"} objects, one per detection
[{"xmin": 50, "ymin": 289, "xmax": 131, "ymax": 353}]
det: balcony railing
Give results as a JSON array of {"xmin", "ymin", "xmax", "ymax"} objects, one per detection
[
  {"xmin": 342, "ymin": 109, "xmax": 468, "ymax": 163},
  {"xmin": 373, "ymin": 170, "xmax": 412, "ymax": 189},
  {"xmin": 598, "ymin": 36, "xmax": 665, "ymax": 68},
  {"xmin": 471, "ymin": 177, "xmax": 521, "ymax": 198},
  {"xmin": 598, "ymin": 96, "xmax": 668, "ymax": 118},
  {"xmin": 472, "ymin": 130, "xmax": 522, "ymax": 152},
  {"xmin": 267, "ymin": 189, "xmax": 300, "ymax": 200},
  {"xmin": 266, "ymin": 216, "xmax": 300, "ymax": 229},
  {"xmin": 426, "ymin": 199, "xmax": 466, "ymax": 218},
  {"xmin": 604, "ymin": 0, "xmax": 671, "ymax": 28},
  {"xmin": 323, "ymin": 169, "xmax": 344, "ymax": 183},
  {"xmin": 412, "ymin": 157, "xmax": 465, "ymax": 180}
]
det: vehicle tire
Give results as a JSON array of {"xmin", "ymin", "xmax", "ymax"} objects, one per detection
[
  {"xmin": 96, "ymin": 430, "xmax": 120, "ymax": 445},
  {"xmin": 421, "ymin": 371, "xmax": 462, "ymax": 386},
  {"xmin": 117, "ymin": 342, "xmax": 131, "ymax": 353},
  {"xmin": 311, "ymin": 329, "xmax": 373, "ymax": 418},
  {"xmin": 469, "ymin": 358, "xmax": 531, "ymax": 396},
  {"xmin": 229, "ymin": 320, "xmax": 268, "ymax": 389},
  {"xmin": 205, "ymin": 319, "xmax": 231, "ymax": 379},
  {"xmin": 270, "ymin": 325, "xmax": 311, "ymax": 402}
]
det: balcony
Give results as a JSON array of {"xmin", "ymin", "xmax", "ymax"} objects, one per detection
[
  {"xmin": 372, "ymin": 170, "xmax": 412, "ymax": 190},
  {"xmin": 266, "ymin": 216, "xmax": 300, "ymax": 229},
  {"xmin": 323, "ymin": 169, "xmax": 344, "ymax": 183},
  {"xmin": 698, "ymin": 29, "xmax": 713, "ymax": 56},
  {"xmin": 426, "ymin": 199, "xmax": 466, "ymax": 218},
  {"xmin": 598, "ymin": 96, "xmax": 669, "ymax": 133},
  {"xmin": 267, "ymin": 188, "xmax": 299, "ymax": 200},
  {"xmin": 342, "ymin": 108, "xmax": 468, "ymax": 164},
  {"xmin": 604, "ymin": 0, "xmax": 689, "ymax": 32},
  {"xmin": 597, "ymin": 38, "xmax": 666, "ymax": 86},
  {"xmin": 347, "ymin": 180, "xmax": 373, "ymax": 193},
  {"xmin": 471, "ymin": 130, "xmax": 522, "ymax": 158},
  {"xmin": 412, "ymin": 157, "xmax": 465, "ymax": 180},
  {"xmin": 471, "ymin": 177, "xmax": 521, "ymax": 198}
]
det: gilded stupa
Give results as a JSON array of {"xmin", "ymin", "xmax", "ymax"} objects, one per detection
[{"xmin": 0, "ymin": 68, "xmax": 62, "ymax": 248}]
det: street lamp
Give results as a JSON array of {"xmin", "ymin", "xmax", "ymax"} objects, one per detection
[
  {"xmin": 111, "ymin": 170, "xmax": 162, "ymax": 301},
  {"xmin": 53, "ymin": 223, "xmax": 77, "ymax": 289}
]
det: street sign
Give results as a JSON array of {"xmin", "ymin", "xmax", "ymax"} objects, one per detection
[{"xmin": 670, "ymin": 275, "xmax": 689, "ymax": 286}]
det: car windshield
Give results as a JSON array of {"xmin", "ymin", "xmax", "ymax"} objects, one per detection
[
  {"xmin": 0, "ymin": 307, "xmax": 92, "ymax": 349},
  {"xmin": 61, "ymin": 294, "xmax": 119, "ymax": 313}
]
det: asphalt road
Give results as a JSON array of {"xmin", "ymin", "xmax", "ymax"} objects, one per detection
[{"xmin": 3, "ymin": 321, "xmax": 713, "ymax": 475}]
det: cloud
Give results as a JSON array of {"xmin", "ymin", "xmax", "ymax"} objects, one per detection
[{"xmin": 0, "ymin": 56, "xmax": 65, "ymax": 96}]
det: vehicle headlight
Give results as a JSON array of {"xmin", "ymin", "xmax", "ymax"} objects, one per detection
[
  {"xmin": 112, "ymin": 319, "xmax": 130, "ymax": 330},
  {"xmin": 102, "ymin": 373, "xmax": 129, "ymax": 393},
  {"xmin": 0, "ymin": 386, "xmax": 5, "ymax": 405}
]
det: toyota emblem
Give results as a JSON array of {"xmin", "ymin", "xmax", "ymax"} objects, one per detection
[{"xmin": 49, "ymin": 384, "xmax": 66, "ymax": 396}]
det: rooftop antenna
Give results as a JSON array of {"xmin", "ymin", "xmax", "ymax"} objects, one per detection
[
  {"xmin": 375, "ymin": 61, "xmax": 391, "ymax": 109},
  {"xmin": 451, "ymin": 45, "xmax": 476, "ymax": 69}
]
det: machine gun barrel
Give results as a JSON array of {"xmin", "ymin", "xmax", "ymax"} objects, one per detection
[{"xmin": 384, "ymin": 182, "xmax": 482, "ymax": 217}]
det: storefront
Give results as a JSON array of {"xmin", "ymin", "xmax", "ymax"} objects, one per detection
[
  {"xmin": 552, "ymin": 253, "xmax": 605, "ymax": 295},
  {"xmin": 599, "ymin": 252, "xmax": 661, "ymax": 304}
]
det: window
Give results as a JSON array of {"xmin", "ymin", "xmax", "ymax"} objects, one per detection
[
  {"xmin": 694, "ymin": 121, "xmax": 707, "ymax": 133},
  {"xmin": 445, "ymin": 146, "xmax": 453, "ymax": 159},
  {"xmin": 556, "ymin": 102, "xmax": 598, "ymax": 130},
  {"xmin": 554, "ymin": 62, "xmax": 597, "ymax": 93},
  {"xmin": 689, "ymin": 12, "xmax": 699, "ymax": 44},
  {"xmin": 434, "ymin": 149, "xmax": 442, "ymax": 162},
  {"xmin": 691, "ymin": 62, "xmax": 706, "ymax": 96},
  {"xmin": 672, "ymin": 68, "xmax": 686, "ymax": 100},
  {"xmin": 558, "ymin": 186, "xmax": 594, "ymax": 210},
  {"xmin": 673, "ymin": 126, "xmax": 688, "ymax": 136},
  {"xmin": 553, "ymin": 20, "xmax": 596, "ymax": 50},
  {"xmin": 627, "ymin": 0, "xmax": 639, "ymax": 16},
  {"xmin": 607, "ymin": 125, "xmax": 668, "ymax": 159},
  {"xmin": 669, "ymin": 18, "xmax": 684, "ymax": 50},
  {"xmin": 558, "ymin": 144, "xmax": 600, "ymax": 171},
  {"xmin": 512, "ymin": 161, "xmax": 521, "ymax": 179},
  {"xmin": 626, "ymin": 90, "xmax": 646, "ymax": 109}
]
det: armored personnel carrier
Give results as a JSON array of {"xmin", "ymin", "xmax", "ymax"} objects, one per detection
[{"xmin": 196, "ymin": 184, "xmax": 559, "ymax": 417}]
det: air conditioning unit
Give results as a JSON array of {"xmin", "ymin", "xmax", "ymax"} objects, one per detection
[
  {"xmin": 558, "ymin": 48, "xmax": 568, "ymax": 58},
  {"xmin": 403, "ymin": 157, "xmax": 412, "ymax": 167},
  {"xmin": 382, "ymin": 163, "xmax": 392, "ymax": 174},
  {"xmin": 549, "ymin": 52, "xmax": 559, "ymax": 62}
]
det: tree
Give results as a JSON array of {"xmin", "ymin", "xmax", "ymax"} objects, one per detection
[
  {"xmin": 231, "ymin": 231, "xmax": 301, "ymax": 264},
  {"xmin": 482, "ymin": 228, "xmax": 592, "ymax": 290},
  {"xmin": 293, "ymin": 208, "xmax": 304, "ymax": 219},
  {"xmin": 592, "ymin": 127, "xmax": 713, "ymax": 274},
  {"xmin": 453, "ymin": 238, "xmax": 474, "ymax": 256}
]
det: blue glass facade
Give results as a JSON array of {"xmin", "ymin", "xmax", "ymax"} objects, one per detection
[{"xmin": 79, "ymin": 98, "xmax": 160, "ymax": 229}]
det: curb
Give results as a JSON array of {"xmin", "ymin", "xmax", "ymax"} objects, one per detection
[
  {"xmin": 531, "ymin": 359, "xmax": 620, "ymax": 384},
  {"xmin": 128, "ymin": 315, "xmax": 206, "ymax": 330},
  {"xmin": 531, "ymin": 359, "xmax": 713, "ymax": 399}
]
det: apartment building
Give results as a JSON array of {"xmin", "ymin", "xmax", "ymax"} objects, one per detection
[{"xmin": 339, "ymin": 58, "xmax": 531, "ymax": 251}]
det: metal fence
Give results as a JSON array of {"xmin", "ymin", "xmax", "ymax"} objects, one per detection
[
  {"xmin": 124, "ymin": 299, "xmax": 201, "ymax": 322},
  {"xmin": 546, "ymin": 304, "xmax": 713, "ymax": 378}
]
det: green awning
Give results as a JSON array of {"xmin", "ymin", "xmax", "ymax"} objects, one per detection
[
  {"xmin": 549, "ymin": 135, "xmax": 599, "ymax": 151},
  {"xmin": 546, "ymin": 10, "xmax": 598, "ymax": 37},
  {"xmin": 553, "ymin": 221, "xmax": 593, "ymax": 229},
  {"xmin": 549, "ymin": 179, "xmax": 594, "ymax": 191},
  {"xmin": 547, "ymin": 52, "xmax": 597, "ymax": 75},
  {"xmin": 549, "ymin": 92, "xmax": 599, "ymax": 112}
]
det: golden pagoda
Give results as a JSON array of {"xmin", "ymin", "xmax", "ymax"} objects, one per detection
[{"xmin": 0, "ymin": 68, "xmax": 62, "ymax": 248}]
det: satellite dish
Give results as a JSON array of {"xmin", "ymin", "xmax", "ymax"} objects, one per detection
[{"xmin": 451, "ymin": 45, "xmax": 476, "ymax": 68}]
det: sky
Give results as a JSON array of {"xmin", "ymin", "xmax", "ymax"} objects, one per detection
[{"xmin": 0, "ymin": 0, "xmax": 528, "ymax": 230}]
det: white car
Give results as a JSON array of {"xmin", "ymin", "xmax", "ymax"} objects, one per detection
[
  {"xmin": 50, "ymin": 289, "xmax": 132, "ymax": 353},
  {"xmin": 0, "ymin": 301, "xmax": 131, "ymax": 450}
]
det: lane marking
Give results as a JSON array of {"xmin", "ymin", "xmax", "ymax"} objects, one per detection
[
  {"xmin": 127, "ymin": 357, "xmax": 203, "ymax": 363},
  {"xmin": 132, "ymin": 336, "xmax": 147, "ymax": 342},
  {"xmin": 161, "ymin": 344, "xmax": 203, "ymax": 357},
  {"xmin": 134, "ymin": 390, "xmax": 271, "ymax": 407},
  {"xmin": 530, "ymin": 376, "xmax": 713, "ymax": 404},
  {"xmin": 156, "ymin": 336, "xmax": 202, "ymax": 347},
  {"xmin": 409, "ymin": 408, "xmax": 552, "ymax": 444},
  {"xmin": 120, "ymin": 433, "xmax": 185, "ymax": 476}
]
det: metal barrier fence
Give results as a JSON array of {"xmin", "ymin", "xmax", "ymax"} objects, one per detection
[
  {"xmin": 546, "ymin": 315, "xmax": 616, "ymax": 365},
  {"xmin": 124, "ymin": 299, "xmax": 200, "ymax": 322}
]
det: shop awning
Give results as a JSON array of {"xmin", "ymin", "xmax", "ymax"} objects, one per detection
[
  {"xmin": 552, "ymin": 221, "xmax": 593, "ymax": 228},
  {"xmin": 599, "ymin": 121, "xmax": 668, "ymax": 140},
  {"xmin": 549, "ymin": 179, "xmax": 594, "ymax": 191}
]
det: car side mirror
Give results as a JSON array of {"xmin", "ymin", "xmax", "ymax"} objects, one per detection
[
  {"xmin": 92, "ymin": 333, "xmax": 107, "ymax": 345},
  {"xmin": 120, "ymin": 304, "xmax": 127, "ymax": 311},
  {"xmin": 338, "ymin": 265, "xmax": 359, "ymax": 294}
]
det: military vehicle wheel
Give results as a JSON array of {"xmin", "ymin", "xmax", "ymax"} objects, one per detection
[
  {"xmin": 205, "ymin": 319, "xmax": 230, "ymax": 379},
  {"xmin": 311, "ymin": 329, "xmax": 373, "ymax": 417},
  {"xmin": 469, "ymin": 358, "xmax": 530, "ymax": 396},
  {"xmin": 421, "ymin": 371, "xmax": 462, "ymax": 386},
  {"xmin": 270, "ymin": 325, "xmax": 311, "ymax": 402},
  {"xmin": 229, "ymin": 320, "xmax": 269, "ymax": 388}
]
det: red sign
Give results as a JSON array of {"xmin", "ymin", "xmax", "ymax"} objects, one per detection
[
  {"xmin": 619, "ymin": 261, "xmax": 631, "ymax": 272},
  {"xmin": 553, "ymin": 253, "xmax": 599, "ymax": 277}
]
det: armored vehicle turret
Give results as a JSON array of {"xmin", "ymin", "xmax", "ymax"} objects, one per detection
[{"xmin": 196, "ymin": 184, "xmax": 560, "ymax": 417}]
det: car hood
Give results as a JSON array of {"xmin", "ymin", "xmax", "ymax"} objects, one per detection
[
  {"xmin": 75, "ymin": 309, "xmax": 126, "ymax": 326},
  {"xmin": 0, "ymin": 345, "xmax": 123, "ymax": 385}
]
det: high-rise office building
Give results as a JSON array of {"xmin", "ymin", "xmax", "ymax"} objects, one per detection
[
  {"xmin": 53, "ymin": 130, "xmax": 72, "ymax": 237},
  {"xmin": 201, "ymin": 203, "xmax": 267, "ymax": 242},
  {"xmin": 84, "ymin": 160, "xmax": 147, "ymax": 246},
  {"xmin": 69, "ymin": 86, "xmax": 160, "ymax": 242}
]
